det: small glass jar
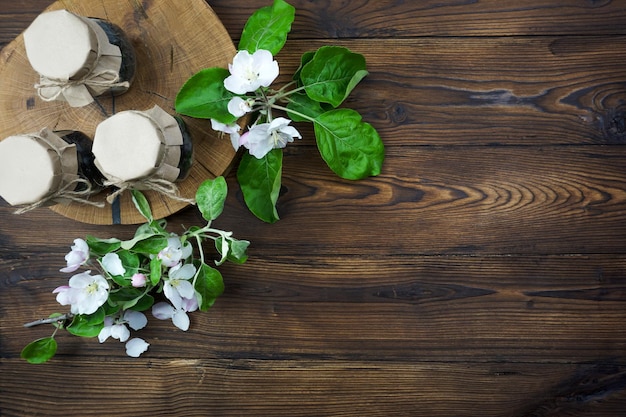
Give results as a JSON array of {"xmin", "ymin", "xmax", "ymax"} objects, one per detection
[
  {"xmin": 92, "ymin": 105, "xmax": 193, "ymax": 189},
  {"xmin": 0, "ymin": 129, "xmax": 104, "ymax": 210},
  {"xmin": 23, "ymin": 9, "xmax": 136, "ymax": 107}
]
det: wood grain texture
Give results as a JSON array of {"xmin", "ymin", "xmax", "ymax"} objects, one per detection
[
  {"xmin": 209, "ymin": 0, "xmax": 626, "ymax": 39},
  {"xmin": 2, "ymin": 0, "xmax": 626, "ymax": 416}
]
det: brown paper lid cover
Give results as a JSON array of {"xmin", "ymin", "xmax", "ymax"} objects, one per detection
[
  {"xmin": 23, "ymin": 10, "xmax": 97, "ymax": 80},
  {"xmin": 0, "ymin": 131, "xmax": 79, "ymax": 205}
]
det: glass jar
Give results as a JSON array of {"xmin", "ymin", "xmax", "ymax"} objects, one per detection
[
  {"xmin": 92, "ymin": 105, "xmax": 193, "ymax": 189},
  {"xmin": 0, "ymin": 129, "xmax": 104, "ymax": 210},
  {"xmin": 23, "ymin": 9, "xmax": 136, "ymax": 107}
]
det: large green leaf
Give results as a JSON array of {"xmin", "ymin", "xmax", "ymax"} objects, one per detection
[
  {"xmin": 21, "ymin": 337, "xmax": 57, "ymax": 364},
  {"xmin": 66, "ymin": 309, "xmax": 105, "ymax": 337},
  {"xmin": 194, "ymin": 263, "xmax": 225, "ymax": 311},
  {"xmin": 239, "ymin": 0, "xmax": 295, "ymax": 55},
  {"xmin": 314, "ymin": 109, "xmax": 384, "ymax": 180},
  {"xmin": 196, "ymin": 176, "xmax": 228, "ymax": 221},
  {"xmin": 175, "ymin": 67, "xmax": 237, "ymax": 124},
  {"xmin": 301, "ymin": 46, "xmax": 368, "ymax": 108},
  {"xmin": 237, "ymin": 149, "xmax": 283, "ymax": 223}
]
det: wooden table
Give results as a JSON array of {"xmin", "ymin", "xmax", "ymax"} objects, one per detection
[{"xmin": 2, "ymin": 1, "xmax": 626, "ymax": 415}]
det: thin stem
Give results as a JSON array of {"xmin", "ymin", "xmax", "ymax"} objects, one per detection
[
  {"xmin": 270, "ymin": 103, "xmax": 317, "ymax": 124},
  {"xmin": 24, "ymin": 313, "xmax": 73, "ymax": 328}
]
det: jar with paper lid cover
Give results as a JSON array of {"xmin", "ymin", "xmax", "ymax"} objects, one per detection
[
  {"xmin": 92, "ymin": 105, "xmax": 194, "ymax": 203},
  {"xmin": 23, "ymin": 9, "xmax": 136, "ymax": 107},
  {"xmin": 0, "ymin": 128, "xmax": 105, "ymax": 213}
]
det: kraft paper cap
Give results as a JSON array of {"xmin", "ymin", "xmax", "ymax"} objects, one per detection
[
  {"xmin": 0, "ymin": 130, "xmax": 79, "ymax": 206},
  {"xmin": 24, "ymin": 10, "xmax": 97, "ymax": 80},
  {"xmin": 92, "ymin": 106, "xmax": 183, "ymax": 183}
]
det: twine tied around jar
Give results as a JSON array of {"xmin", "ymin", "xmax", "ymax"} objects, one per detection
[
  {"xmin": 104, "ymin": 176, "xmax": 195, "ymax": 205},
  {"xmin": 35, "ymin": 70, "xmax": 130, "ymax": 106},
  {"xmin": 14, "ymin": 177, "xmax": 105, "ymax": 214}
]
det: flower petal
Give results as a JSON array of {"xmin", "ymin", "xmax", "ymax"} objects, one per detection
[
  {"xmin": 102, "ymin": 253, "xmax": 126, "ymax": 276},
  {"xmin": 172, "ymin": 310, "xmax": 190, "ymax": 331},
  {"xmin": 125, "ymin": 338, "xmax": 149, "ymax": 357},
  {"xmin": 152, "ymin": 302, "xmax": 175, "ymax": 320},
  {"xmin": 98, "ymin": 325, "xmax": 112, "ymax": 343},
  {"xmin": 110, "ymin": 323, "xmax": 130, "ymax": 342},
  {"xmin": 175, "ymin": 279, "xmax": 196, "ymax": 300},
  {"xmin": 124, "ymin": 310, "xmax": 148, "ymax": 331}
]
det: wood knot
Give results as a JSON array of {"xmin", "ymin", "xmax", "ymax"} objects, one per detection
[{"xmin": 599, "ymin": 107, "xmax": 626, "ymax": 143}]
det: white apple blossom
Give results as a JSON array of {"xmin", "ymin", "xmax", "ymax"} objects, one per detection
[
  {"xmin": 125, "ymin": 338, "xmax": 150, "ymax": 357},
  {"xmin": 53, "ymin": 271, "xmax": 109, "ymax": 315},
  {"xmin": 152, "ymin": 295, "xmax": 199, "ymax": 331},
  {"xmin": 224, "ymin": 49, "xmax": 279, "ymax": 94},
  {"xmin": 242, "ymin": 117, "xmax": 302, "ymax": 159},
  {"xmin": 228, "ymin": 96, "xmax": 254, "ymax": 117},
  {"xmin": 211, "ymin": 119, "xmax": 242, "ymax": 151},
  {"xmin": 60, "ymin": 238, "xmax": 89, "ymax": 273},
  {"xmin": 157, "ymin": 236, "xmax": 192, "ymax": 268},
  {"xmin": 98, "ymin": 310, "xmax": 148, "ymax": 343},
  {"xmin": 163, "ymin": 263, "xmax": 196, "ymax": 308},
  {"xmin": 101, "ymin": 252, "xmax": 125, "ymax": 276}
]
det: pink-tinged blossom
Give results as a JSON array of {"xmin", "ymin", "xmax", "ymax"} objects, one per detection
[
  {"xmin": 152, "ymin": 295, "xmax": 199, "ymax": 331},
  {"xmin": 243, "ymin": 117, "xmax": 302, "ymax": 159},
  {"xmin": 157, "ymin": 236, "xmax": 192, "ymax": 268},
  {"xmin": 224, "ymin": 49, "xmax": 279, "ymax": 94},
  {"xmin": 60, "ymin": 238, "xmax": 89, "ymax": 273},
  {"xmin": 53, "ymin": 271, "xmax": 109, "ymax": 315},
  {"xmin": 101, "ymin": 252, "xmax": 125, "ymax": 276},
  {"xmin": 125, "ymin": 337, "xmax": 149, "ymax": 357},
  {"xmin": 131, "ymin": 273, "xmax": 147, "ymax": 287}
]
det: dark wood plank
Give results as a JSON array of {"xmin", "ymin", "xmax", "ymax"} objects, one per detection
[
  {"xmin": 2, "ymin": 145, "xmax": 625, "ymax": 257},
  {"xmin": 4, "ymin": 2, "xmax": 626, "ymax": 47},
  {"xmin": 272, "ymin": 37, "xmax": 626, "ymax": 146},
  {"xmin": 3, "ymin": 253, "xmax": 626, "ymax": 362},
  {"xmin": 1, "ymin": 359, "xmax": 626, "ymax": 417},
  {"xmin": 210, "ymin": 0, "xmax": 626, "ymax": 39}
]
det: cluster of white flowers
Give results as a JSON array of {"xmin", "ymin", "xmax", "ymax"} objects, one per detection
[
  {"xmin": 54, "ymin": 235, "xmax": 204, "ymax": 358},
  {"xmin": 211, "ymin": 49, "xmax": 302, "ymax": 159}
]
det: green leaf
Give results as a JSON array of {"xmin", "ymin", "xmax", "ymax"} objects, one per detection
[
  {"xmin": 314, "ymin": 108, "xmax": 384, "ymax": 180},
  {"xmin": 130, "ymin": 236, "xmax": 168, "ymax": 254},
  {"xmin": 196, "ymin": 176, "xmax": 228, "ymax": 221},
  {"xmin": 216, "ymin": 237, "xmax": 250, "ymax": 264},
  {"xmin": 118, "ymin": 250, "xmax": 140, "ymax": 275},
  {"xmin": 239, "ymin": 0, "xmax": 295, "ymax": 55},
  {"xmin": 67, "ymin": 310, "xmax": 105, "ymax": 338},
  {"xmin": 108, "ymin": 287, "xmax": 145, "ymax": 307},
  {"xmin": 121, "ymin": 229, "xmax": 159, "ymax": 251},
  {"xmin": 301, "ymin": 46, "xmax": 368, "ymax": 108},
  {"xmin": 175, "ymin": 67, "xmax": 238, "ymax": 124},
  {"xmin": 125, "ymin": 293, "xmax": 154, "ymax": 311},
  {"xmin": 292, "ymin": 50, "xmax": 315, "ymax": 85},
  {"xmin": 21, "ymin": 337, "xmax": 57, "ymax": 364},
  {"xmin": 149, "ymin": 257, "xmax": 162, "ymax": 286},
  {"xmin": 237, "ymin": 149, "xmax": 282, "ymax": 223},
  {"xmin": 131, "ymin": 190, "xmax": 152, "ymax": 222},
  {"xmin": 286, "ymin": 92, "xmax": 328, "ymax": 122},
  {"xmin": 194, "ymin": 263, "xmax": 224, "ymax": 311},
  {"xmin": 86, "ymin": 236, "xmax": 121, "ymax": 257}
]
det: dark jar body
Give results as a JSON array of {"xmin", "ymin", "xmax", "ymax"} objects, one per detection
[
  {"xmin": 57, "ymin": 130, "xmax": 106, "ymax": 191},
  {"xmin": 92, "ymin": 18, "xmax": 136, "ymax": 96},
  {"xmin": 174, "ymin": 116, "xmax": 194, "ymax": 181}
]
